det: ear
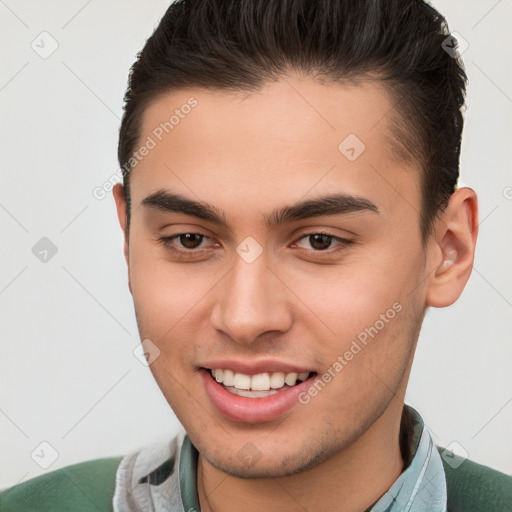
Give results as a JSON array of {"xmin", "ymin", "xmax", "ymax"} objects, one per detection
[
  {"xmin": 112, "ymin": 183, "xmax": 132, "ymax": 294},
  {"xmin": 425, "ymin": 187, "xmax": 478, "ymax": 307}
]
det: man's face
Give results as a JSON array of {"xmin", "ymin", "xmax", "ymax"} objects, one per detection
[{"xmin": 115, "ymin": 76, "xmax": 434, "ymax": 477}]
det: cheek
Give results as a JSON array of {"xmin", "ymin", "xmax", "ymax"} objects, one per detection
[
  {"xmin": 283, "ymin": 257, "xmax": 413, "ymax": 341},
  {"xmin": 281, "ymin": 247, "xmax": 424, "ymax": 394},
  {"xmin": 308, "ymin": 296, "xmax": 420, "ymax": 427},
  {"xmin": 128, "ymin": 243, "xmax": 207, "ymax": 341}
]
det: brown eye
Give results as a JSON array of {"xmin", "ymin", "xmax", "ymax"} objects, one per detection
[
  {"xmin": 307, "ymin": 234, "xmax": 333, "ymax": 251},
  {"xmin": 178, "ymin": 233, "xmax": 204, "ymax": 249},
  {"xmin": 294, "ymin": 231, "xmax": 353, "ymax": 257},
  {"xmin": 158, "ymin": 232, "xmax": 212, "ymax": 257}
]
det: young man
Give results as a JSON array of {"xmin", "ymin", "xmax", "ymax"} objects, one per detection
[{"xmin": 2, "ymin": 0, "xmax": 511, "ymax": 510}]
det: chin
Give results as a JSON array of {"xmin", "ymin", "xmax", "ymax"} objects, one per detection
[{"xmin": 201, "ymin": 440, "xmax": 336, "ymax": 479}]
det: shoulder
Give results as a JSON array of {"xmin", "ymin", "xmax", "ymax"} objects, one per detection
[
  {"xmin": 437, "ymin": 446, "xmax": 512, "ymax": 511},
  {"xmin": 0, "ymin": 456, "xmax": 123, "ymax": 512}
]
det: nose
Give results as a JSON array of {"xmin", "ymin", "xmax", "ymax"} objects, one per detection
[{"xmin": 210, "ymin": 251, "xmax": 293, "ymax": 345}]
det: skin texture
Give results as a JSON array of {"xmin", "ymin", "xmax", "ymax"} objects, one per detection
[{"xmin": 113, "ymin": 74, "xmax": 478, "ymax": 512}]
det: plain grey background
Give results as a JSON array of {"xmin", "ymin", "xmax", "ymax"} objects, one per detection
[{"xmin": 1, "ymin": 0, "xmax": 511, "ymax": 489}]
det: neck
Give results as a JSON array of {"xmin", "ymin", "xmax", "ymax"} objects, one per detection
[{"xmin": 197, "ymin": 401, "xmax": 406, "ymax": 512}]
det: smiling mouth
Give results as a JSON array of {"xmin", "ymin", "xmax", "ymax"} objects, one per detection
[{"xmin": 205, "ymin": 368, "xmax": 317, "ymax": 398}]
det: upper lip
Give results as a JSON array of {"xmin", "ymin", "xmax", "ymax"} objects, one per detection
[{"xmin": 200, "ymin": 358, "xmax": 315, "ymax": 375}]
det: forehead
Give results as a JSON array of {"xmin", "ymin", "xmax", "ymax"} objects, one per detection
[
  {"xmin": 139, "ymin": 75, "xmax": 400, "ymax": 161},
  {"xmin": 129, "ymin": 75, "xmax": 420, "ymax": 225}
]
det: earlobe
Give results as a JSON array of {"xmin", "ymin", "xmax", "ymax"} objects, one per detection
[{"xmin": 426, "ymin": 187, "xmax": 479, "ymax": 308}]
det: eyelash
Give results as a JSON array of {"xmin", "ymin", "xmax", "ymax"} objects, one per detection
[{"xmin": 157, "ymin": 231, "xmax": 353, "ymax": 259}]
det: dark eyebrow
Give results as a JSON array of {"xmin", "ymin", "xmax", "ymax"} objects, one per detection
[{"xmin": 141, "ymin": 190, "xmax": 379, "ymax": 228}]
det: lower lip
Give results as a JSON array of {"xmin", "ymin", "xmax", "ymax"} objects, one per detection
[{"xmin": 200, "ymin": 368, "xmax": 317, "ymax": 423}]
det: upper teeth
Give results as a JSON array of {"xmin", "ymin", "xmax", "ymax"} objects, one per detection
[{"xmin": 211, "ymin": 369, "xmax": 310, "ymax": 390}]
